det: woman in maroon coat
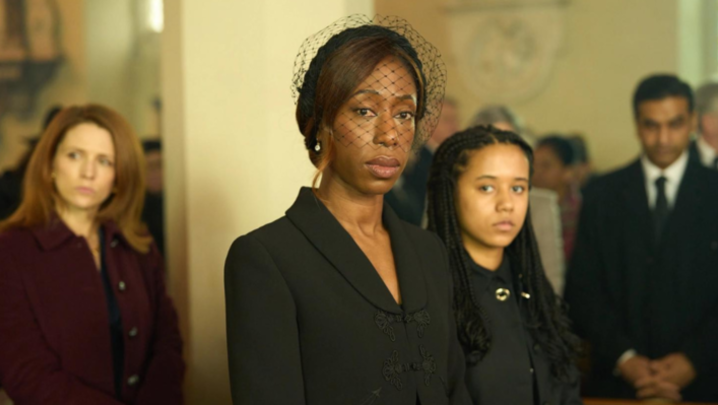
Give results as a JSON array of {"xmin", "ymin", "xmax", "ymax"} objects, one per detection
[{"xmin": 0, "ymin": 104, "xmax": 184, "ymax": 404}]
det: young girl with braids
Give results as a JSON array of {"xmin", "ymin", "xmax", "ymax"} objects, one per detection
[{"xmin": 427, "ymin": 126, "xmax": 582, "ymax": 405}]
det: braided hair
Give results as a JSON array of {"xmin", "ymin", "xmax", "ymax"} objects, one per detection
[{"xmin": 427, "ymin": 125, "xmax": 580, "ymax": 380}]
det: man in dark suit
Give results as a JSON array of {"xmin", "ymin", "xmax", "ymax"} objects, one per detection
[
  {"xmin": 689, "ymin": 82, "xmax": 718, "ymax": 170},
  {"xmin": 386, "ymin": 98, "xmax": 459, "ymax": 225},
  {"xmin": 565, "ymin": 74, "xmax": 718, "ymax": 402}
]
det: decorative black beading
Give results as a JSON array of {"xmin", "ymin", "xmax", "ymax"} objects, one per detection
[
  {"xmin": 374, "ymin": 309, "xmax": 431, "ymax": 341},
  {"xmin": 382, "ymin": 345, "xmax": 437, "ymax": 390}
]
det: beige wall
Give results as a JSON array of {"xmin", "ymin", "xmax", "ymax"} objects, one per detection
[
  {"xmin": 161, "ymin": 0, "xmax": 372, "ymax": 403},
  {"xmin": 86, "ymin": 0, "xmax": 161, "ymax": 138},
  {"xmin": 376, "ymin": 0, "xmax": 683, "ymax": 172}
]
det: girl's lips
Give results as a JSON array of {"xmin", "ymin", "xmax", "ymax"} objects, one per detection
[{"xmin": 493, "ymin": 221, "xmax": 515, "ymax": 231}]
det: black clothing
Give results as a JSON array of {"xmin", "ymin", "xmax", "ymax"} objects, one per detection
[
  {"xmin": 142, "ymin": 192, "xmax": 165, "ymax": 257},
  {"xmin": 0, "ymin": 169, "xmax": 22, "ymax": 220},
  {"xmin": 98, "ymin": 229, "xmax": 124, "ymax": 398},
  {"xmin": 688, "ymin": 139, "xmax": 700, "ymax": 166},
  {"xmin": 465, "ymin": 257, "xmax": 582, "ymax": 405},
  {"xmin": 565, "ymin": 159, "xmax": 718, "ymax": 401},
  {"xmin": 653, "ymin": 176, "xmax": 669, "ymax": 240},
  {"xmin": 224, "ymin": 187, "xmax": 470, "ymax": 405},
  {"xmin": 386, "ymin": 146, "xmax": 433, "ymax": 225},
  {"xmin": 688, "ymin": 139, "xmax": 718, "ymax": 170}
]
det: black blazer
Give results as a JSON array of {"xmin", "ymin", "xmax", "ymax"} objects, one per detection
[
  {"xmin": 565, "ymin": 159, "xmax": 718, "ymax": 401},
  {"xmin": 224, "ymin": 188, "xmax": 471, "ymax": 405},
  {"xmin": 465, "ymin": 258, "xmax": 582, "ymax": 405},
  {"xmin": 688, "ymin": 139, "xmax": 702, "ymax": 167}
]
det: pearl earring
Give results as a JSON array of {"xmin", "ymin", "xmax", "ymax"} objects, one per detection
[{"xmin": 314, "ymin": 141, "xmax": 322, "ymax": 152}]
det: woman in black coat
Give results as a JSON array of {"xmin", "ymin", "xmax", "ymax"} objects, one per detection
[
  {"xmin": 224, "ymin": 16, "xmax": 470, "ymax": 405},
  {"xmin": 427, "ymin": 126, "xmax": 583, "ymax": 405}
]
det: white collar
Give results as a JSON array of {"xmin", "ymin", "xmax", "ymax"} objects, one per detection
[
  {"xmin": 641, "ymin": 150, "xmax": 689, "ymax": 184},
  {"xmin": 640, "ymin": 151, "xmax": 689, "ymax": 208}
]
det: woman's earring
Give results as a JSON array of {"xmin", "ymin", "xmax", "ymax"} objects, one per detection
[{"xmin": 314, "ymin": 141, "xmax": 322, "ymax": 153}]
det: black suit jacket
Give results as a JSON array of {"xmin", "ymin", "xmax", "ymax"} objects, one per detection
[
  {"xmin": 565, "ymin": 159, "xmax": 718, "ymax": 401},
  {"xmin": 688, "ymin": 139, "xmax": 701, "ymax": 167},
  {"xmin": 225, "ymin": 188, "xmax": 471, "ymax": 405}
]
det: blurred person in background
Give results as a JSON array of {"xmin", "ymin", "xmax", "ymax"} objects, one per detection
[
  {"xmin": 0, "ymin": 104, "xmax": 184, "ymax": 404},
  {"xmin": 471, "ymin": 105, "xmax": 566, "ymax": 294},
  {"xmin": 141, "ymin": 139, "xmax": 164, "ymax": 256},
  {"xmin": 469, "ymin": 104, "xmax": 527, "ymax": 140},
  {"xmin": 568, "ymin": 134, "xmax": 596, "ymax": 191},
  {"xmin": 690, "ymin": 82, "xmax": 718, "ymax": 170},
  {"xmin": 385, "ymin": 97, "xmax": 460, "ymax": 225},
  {"xmin": 0, "ymin": 106, "xmax": 63, "ymax": 220},
  {"xmin": 427, "ymin": 126, "xmax": 582, "ymax": 405},
  {"xmin": 565, "ymin": 74, "xmax": 718, "ymax": 402},
  {"xmin": 533, "ymin": 135, "xmax": 581, "ymax": 263}
]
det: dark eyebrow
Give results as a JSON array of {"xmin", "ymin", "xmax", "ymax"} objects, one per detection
[
  {"xmin": 353, "ymin": 89, "xmax": 381, "ymax": 97},
  {"xmin": 352, "ymin": 89, "xmax": 416, "ymax": 103},
  {"xmin": 474, "ymin": 175, "xmax": 529, "ymax": 182},
  {"xmin": 60, "ymin": 145, "xmax": 114, "ymax": 158},
  {"xmin": 668, "ymin": 115, "xmax": 686, "ymax": 124}
]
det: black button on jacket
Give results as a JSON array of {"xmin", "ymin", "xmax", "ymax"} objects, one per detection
[{"xmin": 224, "ymin": 188, "xmax": 471, "ymax": 405}]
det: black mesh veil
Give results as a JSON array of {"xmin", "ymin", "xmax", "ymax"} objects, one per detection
[{"xmin": 292, "ymin": 15, "xmax": 447, "ymax": 153}]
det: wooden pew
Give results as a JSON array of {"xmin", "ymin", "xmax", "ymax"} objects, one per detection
[{"xmin": 584, "ymin": 398, "xmax": 717, "ymax": 405}]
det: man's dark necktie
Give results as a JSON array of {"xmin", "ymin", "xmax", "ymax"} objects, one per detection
[{"xmin": 654, "ymin": 176, "xmax": 669, "ymax": 241}]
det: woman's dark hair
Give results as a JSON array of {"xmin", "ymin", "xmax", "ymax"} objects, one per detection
[
  {"xmin": 295, "ymin": 25, "xmax": 425, "ymax": 169},
  {"xmin": 537, "ymin": 135, "xmax": 575, "ymax": 166},
  {"xmin": 427, "ymin": 125, "xmax": 580, "ymax": 380}
]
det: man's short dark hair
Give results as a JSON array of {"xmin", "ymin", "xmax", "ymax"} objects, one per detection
[{"xmin": 632, "ymin": 74, "xmax": 694, "ymax": 119}]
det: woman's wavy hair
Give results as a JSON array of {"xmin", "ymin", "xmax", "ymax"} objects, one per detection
[
  {"xmin": 426, "ymin": 125, "xmax": 580, "ymax": 380},
  {"xmin": 0, "ymin": 104, "xmax": 151, "ymax": 253}
]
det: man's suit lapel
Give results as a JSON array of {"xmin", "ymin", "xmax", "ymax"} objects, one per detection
[
  {"xmin": 622, "ymin": 160, "xmax": 656, "ymax": 248},
  {"xmin": 658, "ymin": 162, "xmax": 705, "ymax": 297},
  {"xmin": 688, "ymin": 139, "xmax": 701, "ymax": 167},
  {"xmin": 286, "ymin": 188, "xmax": 427, "ymax": 314},
  {"xmin": 662, "ymin": 162, "xmax": 703, "ymax": 245}
]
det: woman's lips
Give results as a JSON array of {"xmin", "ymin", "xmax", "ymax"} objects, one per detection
[
  {"xmin": 366, "ymin": 156, "xmax": 400, "ymax": 179},
  {"xmin": 76, "ymin": 186, "xmax": 95, "ymax": 195},
  {"xmin": 493, "ymin": 220, "xmax": 515, "ymax": 231}
]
